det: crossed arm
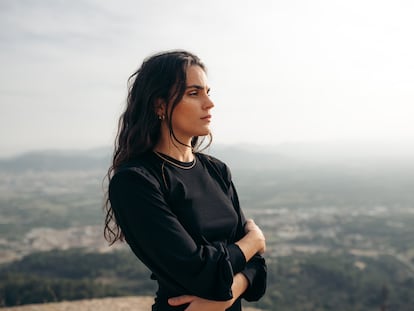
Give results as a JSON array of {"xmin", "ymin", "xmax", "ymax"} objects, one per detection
[
  {"xmin": 168, "ymin": 219, "xmax": 266, "ymax": 311},
  {"xmin": 110, "ymin": 171, "xmax": 266, "ymax": 310},
  {"xmin": 168, "ymin": 272, "xmax": 249, "ymax": 310}
]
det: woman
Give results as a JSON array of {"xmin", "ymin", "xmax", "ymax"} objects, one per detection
[{"xmin": 104, "ymin": 50, "xmax": 266, "ymax": 311}]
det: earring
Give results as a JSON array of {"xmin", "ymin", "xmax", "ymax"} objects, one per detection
[{"xmin": 158, "ymin": 114, "xmax": 165, "ymax": 120}]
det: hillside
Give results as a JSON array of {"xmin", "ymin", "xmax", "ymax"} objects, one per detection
[
  {"xmin": 0, "ymin": 296, "xmax": 262, "ymax": 311},
  {"xmin": 1, "ymin": 144, "xmax": 414, "ymax": 310}
]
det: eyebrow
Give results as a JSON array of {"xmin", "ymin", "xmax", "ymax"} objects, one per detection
[{"xmin": 186, "ymin": 84, "xmax": 210, "ymax": 91}]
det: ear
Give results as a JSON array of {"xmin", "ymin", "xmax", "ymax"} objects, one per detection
[{"xmin": 155, "ymin": 98, "xmax": 166, "ymax": 117}]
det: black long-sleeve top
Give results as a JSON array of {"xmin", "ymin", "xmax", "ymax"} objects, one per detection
[{"xmin": 109, "ymin": 151, "xmax": 266, "ymax": 311}]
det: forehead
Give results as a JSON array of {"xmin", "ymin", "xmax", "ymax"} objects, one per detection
[{"xmin": 186, "ymin": 65, "xmax": 208, "ymax": 86}]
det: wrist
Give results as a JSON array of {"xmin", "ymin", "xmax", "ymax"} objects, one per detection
[
  {"xmin": 235, "ymin": 233, "xmax": 261, "ymax": 261},
  {"xmin": 225, "ymin": 297, "xmax": 235, "ymax": 308},
  {"xmin": 229, "ymin": 272, "xmax": 249, "ymax": 305}
]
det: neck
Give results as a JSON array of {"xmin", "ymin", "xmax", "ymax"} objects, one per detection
[{"xmin": 154, "ymin": 137, "xmax": 194, "ymax": 162}]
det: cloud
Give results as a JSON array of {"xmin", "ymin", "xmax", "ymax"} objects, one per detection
[{"xmin": 1, "ymin": 0, "xmax": 414, "ymax": 156}]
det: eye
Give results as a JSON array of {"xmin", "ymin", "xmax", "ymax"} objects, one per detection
[{"xmin": 189, "ymin": 91, "xmax": 198, "ymax": 96}]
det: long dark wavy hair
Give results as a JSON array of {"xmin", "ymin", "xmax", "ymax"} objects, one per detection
[{"xmin": 104, "ymin": 50, "xmax": 211, "ymax": 244}]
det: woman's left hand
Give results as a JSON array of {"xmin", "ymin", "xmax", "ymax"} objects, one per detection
[{"xmin": 168, "ymin": 295, "xmax": 233, "ymax": 311}]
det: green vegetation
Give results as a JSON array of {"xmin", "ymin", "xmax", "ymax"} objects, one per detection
[
  {"xmin": 234, "ymin": 167, "xmax": 414, "ymax": 209},
  {"xmin": 252, "ymin": 254, "xmax": 414, "ymax": 311},
  {"xmin": 1, "ymin": 249, "xmax": 414, "ymax": 310},
  {"xmin": 0, "ymin": 170, "xmax": 104, "ymax": 240},
  {"xmin": 1, "ymin": 149, "xmax": 414, "ymax": 310},
  {"xmin": 0, "ymin": 249, "xmax": 156, "ymax": 306}
]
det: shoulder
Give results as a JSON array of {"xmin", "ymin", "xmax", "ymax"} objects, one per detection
[
  {"xmin": 110, "ymin": 153, "xmax": 163, "ymax": 191},
  {"xmin": 196, "ymin": 152, "xmax": 233, "ymax": 182},
  {"xmin": 196, "ymin": 152, "xmax": 227, "ymax": 169}
]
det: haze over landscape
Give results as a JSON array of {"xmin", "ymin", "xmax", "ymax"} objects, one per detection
[{"xmin": 1, "ymin": 144, "xmax": 414, "ymax": 310}]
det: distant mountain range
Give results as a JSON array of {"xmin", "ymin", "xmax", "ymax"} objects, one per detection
[
  {"xmin": 0, "ymin": 141, "xmax": 413, "ymax": 172},
  {"xmin": 0, "ymin": 145, "xmax": 292, "ymax": 172},
  {"xmin": 0, "ymin": 148, "xmax": 112, "ymax": 171}
]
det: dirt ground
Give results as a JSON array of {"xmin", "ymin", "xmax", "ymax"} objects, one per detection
[{"xmin": 1, "ymin": 296, "xmax": 262, "ymax": 311}]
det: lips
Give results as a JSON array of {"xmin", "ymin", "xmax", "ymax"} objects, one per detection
[{"xmin": 201, "ymin": 115, "xmax": 211, "ymax": 120}]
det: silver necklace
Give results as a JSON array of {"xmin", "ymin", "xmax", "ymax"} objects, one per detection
[{"xmin": 153, "ymin": 151, "xmax": 197, "ymax": 170}]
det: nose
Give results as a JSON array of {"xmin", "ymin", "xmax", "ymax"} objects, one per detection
[{"xmin": 204, "ymin": 95, "xmax": 214, "ymax": 110}]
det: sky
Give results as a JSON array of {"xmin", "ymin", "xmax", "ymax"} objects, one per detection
[{"xmin": 1, "ymin": 0, "xmax": 413, "ymax": 157}]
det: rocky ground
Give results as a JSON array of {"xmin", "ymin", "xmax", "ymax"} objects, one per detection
[{"xmin": 1, "ymin": 296, "xmax": 262, "ymax": 311}]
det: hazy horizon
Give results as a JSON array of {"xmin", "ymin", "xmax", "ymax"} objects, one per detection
[
  {"xmin": 1, "ymin": 0, "xmax": 414, "ymax": 157},
  {"xmin": 1, "ymin": 139, "xmax": 414, "ymax": 161}
]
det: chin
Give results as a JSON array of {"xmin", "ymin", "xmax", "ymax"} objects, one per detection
[{"xmin": 197, "ymin": 129, "xmax": 211, "ymax": 136}]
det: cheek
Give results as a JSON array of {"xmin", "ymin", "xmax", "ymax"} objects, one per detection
[
  {"xmin": 173, "ymin": 104, "xmax": 193, "ymax": 120},
  {"xmin": 171, "ymin": 107, "xmax": 189, "ymax": 128}
]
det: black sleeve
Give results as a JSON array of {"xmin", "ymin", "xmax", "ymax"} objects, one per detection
[
  {"xmin": 240, "ymin": 254, "xmax": 267, "ymax": 301},
  {"xmin": 109, "ymin": 169, "xmax": 246, "ymax": 301},
  {"xmin": 225, "ymin": 165, "xmax": 267, "ymax": 302}
]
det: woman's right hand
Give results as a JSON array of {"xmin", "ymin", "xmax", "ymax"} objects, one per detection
[{"xmin": 244, "ymin": 219, "xmax": 266, "ymax": 255}]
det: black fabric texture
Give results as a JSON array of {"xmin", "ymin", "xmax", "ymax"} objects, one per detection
[{"xmin": 109, "ymin": 152, "xmax": 266, "ymax": 310}]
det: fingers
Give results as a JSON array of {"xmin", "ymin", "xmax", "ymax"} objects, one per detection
[
  {"xmin": 168, "ymin": 295, "xmax": 196, "ymax": 306},
  {"xmin": 244, "ymin": 219, "xmax": 254, "ymax": 229},
  {"xmin": 245, "ymin": 219, "xmax": 266, "ymax": 255},
  {"xmin": 244, "ymin": 219, "xmax": 259, "ymax": 232}
]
